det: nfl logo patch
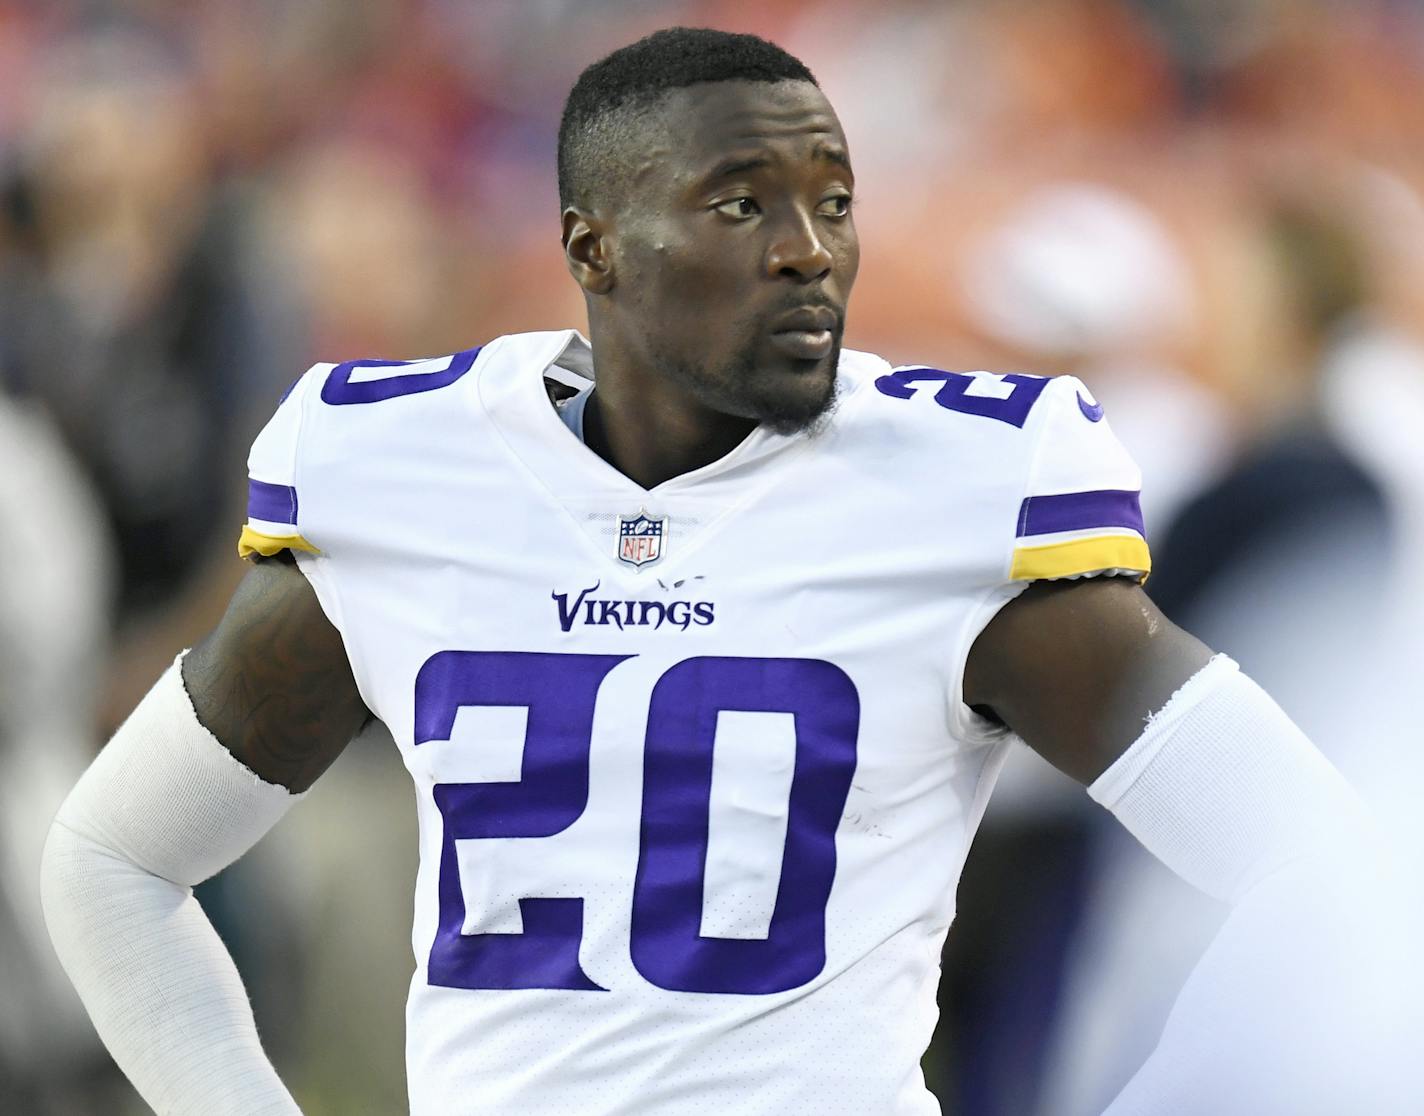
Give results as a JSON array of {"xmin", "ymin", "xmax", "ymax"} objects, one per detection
[{"xmin": 617, "ymin": 510, "xmax": 666, "ymax": 568}]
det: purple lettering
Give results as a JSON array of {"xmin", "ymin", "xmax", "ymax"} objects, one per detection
[
  {"xmin": 552, "ymin": 582, "xmax": 602, "ymax": 634},
  {"xmin": 553, "ymin": 586, "xmax": 717, "ymax": 632},
  {"xmin": 637, "ymin": 600, "xmax": 668, "ymax": 628}
]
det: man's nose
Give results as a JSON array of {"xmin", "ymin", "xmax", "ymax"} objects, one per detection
[{"xmin": 766, "ymin": 211, "xmax": 833, "ymax": 281}]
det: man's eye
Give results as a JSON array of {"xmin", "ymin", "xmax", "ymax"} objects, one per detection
[
  {"xmin": 713, "ymin": 197, "xmax": 760, "ymax": 218},
  {"xmin": 819, "ymin": 194, "xmax": 852, "ymax": 218}
]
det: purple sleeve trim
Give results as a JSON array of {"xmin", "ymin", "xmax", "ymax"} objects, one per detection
[
  {"xmin": 248, "ymin": 478, "xmax": 299, "ymax": 525},
  {"xmin": 1017, "ymin": 488, "xmax": 1144, "ymax": 538}
]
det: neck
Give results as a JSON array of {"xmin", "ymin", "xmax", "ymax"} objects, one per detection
[{"xmin": 582, "ymin": 332, "xmax": 757, "ymax": 490}]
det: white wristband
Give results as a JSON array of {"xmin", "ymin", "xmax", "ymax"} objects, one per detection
[{"xmin": 41, "ymin": 655, "xmax": 304, "ymax": 1115}]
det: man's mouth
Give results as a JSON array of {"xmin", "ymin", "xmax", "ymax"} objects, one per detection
[
  {"xmin": 768, "ymin": 328, "xmax": 835, "ymax": 360},
  {"xmin": 769, "ymin": 305, "xmax": 839, "ymax": 361}
]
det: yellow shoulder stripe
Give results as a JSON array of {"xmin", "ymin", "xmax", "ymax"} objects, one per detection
[
  {"xmin": 238, "ymin": 525, "xmax": 320, "ymax": 559},
  {"xmin": 1010, "ymin": 534, "xmax": 1150, "ymax": 582}
]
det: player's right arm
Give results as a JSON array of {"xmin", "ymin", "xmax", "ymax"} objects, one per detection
[
  {"xmin": 183, "ymin": 550, "xmax": 369, "ymax": 792},
  {"xmin": 39, "ymin": 550, "xmax": 367, "ymax": 1115}
]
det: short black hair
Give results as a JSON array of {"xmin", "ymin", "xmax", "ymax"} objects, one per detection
[{"xmin": 557, "ymin": 27, "xmax": 818, "ymax": 211}]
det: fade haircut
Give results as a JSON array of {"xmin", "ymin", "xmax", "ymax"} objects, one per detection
[{"xmin": 557, "ymin": 27, "xmax": 818, "ymax": 211}]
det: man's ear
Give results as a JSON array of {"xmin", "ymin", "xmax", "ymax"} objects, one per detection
[{"xmin": 562, "ymin": 207, "xmax": 615, "ymax": 295}]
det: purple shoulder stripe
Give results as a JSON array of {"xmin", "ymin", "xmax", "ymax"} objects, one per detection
[
  {"xmin": 1017, "ymin": 488, "xmax": 1144, "ymax": 538},
  {"xmin": 248, "ymin": 478, "xmax": 299, "ymax": 525}
]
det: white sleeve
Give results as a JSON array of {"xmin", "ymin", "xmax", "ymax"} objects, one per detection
[
  {"xmin": 239, "ymin": 365, "xmax": 328, "ymax": 560},
  {"xmin": 1093, "ymin": 656, "xmax": 1412, "ymax": 1114},
  {"xmin": 1011, "ymin": 374, "xmax": 1150, "ymax": 583},
  {"xmin": 40, "ymin": 656, "xmax": 304, "ymax": 1115}
]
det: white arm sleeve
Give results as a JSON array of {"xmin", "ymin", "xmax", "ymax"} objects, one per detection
[
  {"xmin": 1093, "ymin": 656, "xmax": 1412, "ymax": 1115},
  {"xmin": 40, "ymin": 655, "xmax": 304, "ymax": 1115}
]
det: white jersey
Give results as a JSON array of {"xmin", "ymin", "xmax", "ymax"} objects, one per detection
[{"xmin": 240, "ymin": 330, "xmax": 1148, "ymax": 1115}]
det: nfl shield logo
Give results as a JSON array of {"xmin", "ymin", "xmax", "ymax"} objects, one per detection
[{"xmin": 617, "ymin": 510, "xmax": 666, "ymax": 568}]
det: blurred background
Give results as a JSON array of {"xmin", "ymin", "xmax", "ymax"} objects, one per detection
[{"xmin": 2, "ymin": 0, "xmax": 1422, "ymax": 1112}]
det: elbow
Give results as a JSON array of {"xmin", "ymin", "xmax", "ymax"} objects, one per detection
[{"xmin": 39, "ymin": 814, "xmax": 95, "ymax": 961}]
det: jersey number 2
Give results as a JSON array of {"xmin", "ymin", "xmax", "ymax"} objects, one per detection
[{"xmin": 414, "ymin": 652, "xmax": 860, "ymax": 996}]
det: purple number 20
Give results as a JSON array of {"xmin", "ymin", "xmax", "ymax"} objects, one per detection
[{"xmin": 414, "ymin": 652, "xmax": 860, "ymax": 996}]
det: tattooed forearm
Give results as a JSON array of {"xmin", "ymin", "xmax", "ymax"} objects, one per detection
[{"xmin": 182, "ymin": 552, "xmax": 371, "ymax": 791}]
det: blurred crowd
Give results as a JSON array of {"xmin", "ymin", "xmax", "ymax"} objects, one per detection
[{"xmin": 2, "ymin": 0, "xmax": 1422, "ymax": 1113}]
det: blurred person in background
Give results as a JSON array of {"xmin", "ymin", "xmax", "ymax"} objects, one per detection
[
  {"xmin": 1324, "ymin": 167, "xmax": 1424, "ymax": 848},
  {"xmin": 1, "ymin": 15, "xmax": 337, "ymax": 1111},
  {"xmin": 0, "ymin": 20, "xmax": 309, "ymax": 705},
  {"xmin": 0, "ymin": 389, "xmax": 118, "ymax": 1111}
]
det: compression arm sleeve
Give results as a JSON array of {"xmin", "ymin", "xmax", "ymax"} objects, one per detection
[
  {"xmin": 40, "ymin": 656, "xmax": 304, "ymax": 1115},
  {"xmin": 1093, "ymin": 656, "xmax": 1408, "ymax": 1115}
]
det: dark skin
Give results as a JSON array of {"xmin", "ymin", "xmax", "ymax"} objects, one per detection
[
  {"xmin": 563, "ymin": 81, "xmax": 858, "ymax": 488},
  {"xmin": 183, "ymin": 551, "xmax": 369, "ymax": 792},
  {"xmin": 183, "ymin": 79, "xmax": 1211, "ymax": 793}
]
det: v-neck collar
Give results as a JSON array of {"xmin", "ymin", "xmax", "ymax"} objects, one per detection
[
  {"xmin": 473, "ymin": 329, "xmax": 859, "ymax": 579},
  {"xmin": 479, "ymin": 329, "xmax": 811, "ymax": 499}
]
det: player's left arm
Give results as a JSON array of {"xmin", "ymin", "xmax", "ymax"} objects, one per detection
[
  {"xmin": 964, "ymin": 574, "xmax": 1210, "ymax": 784},
  {"xmin": 965, "ymin": 575, "xmax": 1407, "ymax": 1112}
]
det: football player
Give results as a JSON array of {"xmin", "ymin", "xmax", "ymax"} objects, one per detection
[{"xmin": 41, "ymin": 27, "xmax": 1398, "ymax": 1116}]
